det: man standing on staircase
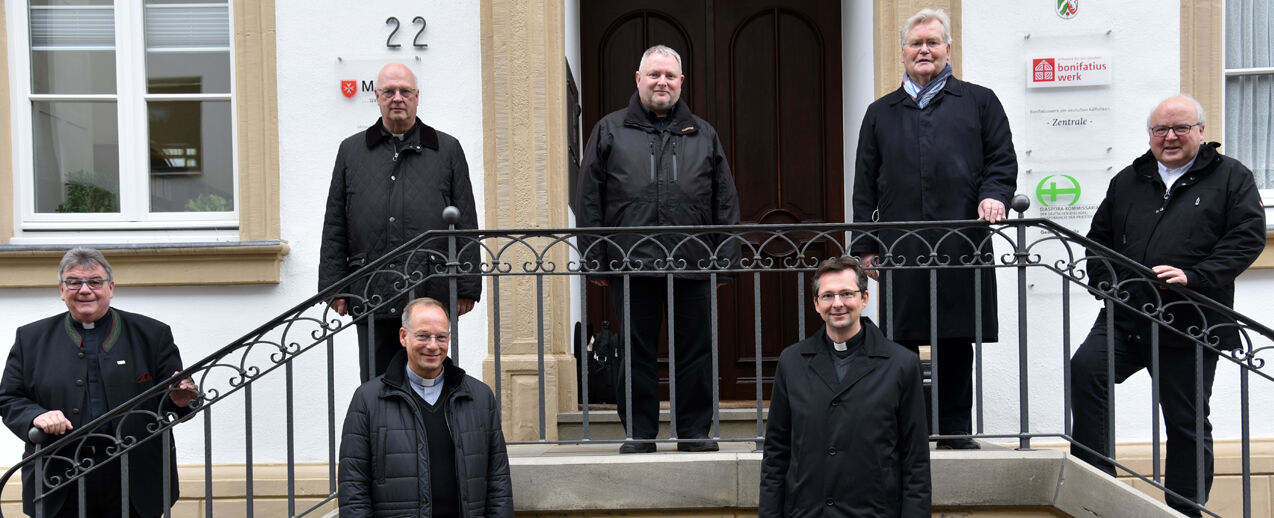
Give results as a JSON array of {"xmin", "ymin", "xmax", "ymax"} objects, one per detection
[
  {"xmin": 1071, "ymin": 94, "xmax": 1265, "ymax": 517},
  {"xmin": 320, "ymin": 62, "xmax": 482, "ymax": 382},
  {"xmin": 575, "ymin": 45, "xmax": 741, "ymax": 454}
]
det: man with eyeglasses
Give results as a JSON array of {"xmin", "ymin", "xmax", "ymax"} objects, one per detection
[
  {"xmin": 339, "ymin": 297, "xmax": 512, "ymax": 517},
  {"xmin": 760, "ymin": 256, "xmax": 929, "ymax": 517},
  {"xmin": 0, "ymin": 247, "xmax": 198, "ymax": 517},
  {"xmin": 1071, "ymin": 94, "xmax": 1265, "ymax": 516},
  {"xmin": 321, "ymin": 62, "xmax": 481, "ymax": 383},
  {"xmin": 852, "ymin": 7, "xmax": 1018, "ymax": 450}
]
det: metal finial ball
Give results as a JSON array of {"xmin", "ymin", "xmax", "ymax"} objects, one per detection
[
  {"xmin": 1011, "ymin": 194, "xmax": 1031, "ymax": 213},
  {"xmin": 442, "ymin": 206, "xmax": 461, "ymax": 224}
]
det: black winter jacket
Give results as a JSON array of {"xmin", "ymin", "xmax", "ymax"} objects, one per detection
[
  {"xmin": 1086, "ymin": 142, "xmax": 1265, "ymax": 349},
  {"xmin": 760, "ymin": 319, "xmax": 931, "ymax": 517},
  {"xmin": 320, "ymin": 118, "xmax": 481, "ymax": 316},
  {"xmin": 338, "ymin": 353, "xmax": 512, "ymax": 518},
  {"xmin": 0, "ymin": 308, "xmax": 189, "ymax": 517},
  {"xmin": 575, "ymin": 94, "xmax": 741, "ymax": 276}
]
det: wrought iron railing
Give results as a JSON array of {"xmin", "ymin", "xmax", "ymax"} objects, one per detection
[{"xmin": 1, "ymin": 200, "xmax": 1269, "ymax": 517}]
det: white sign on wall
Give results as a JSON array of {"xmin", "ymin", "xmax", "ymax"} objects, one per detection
[{"xmin": 1026, "ymin": 55, "xmax": 1111, "ymax": 88}]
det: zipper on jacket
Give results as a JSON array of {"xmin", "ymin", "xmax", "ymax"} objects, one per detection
[
  {"xmin": 1155, "ymin": 186, "xmax": 1172, "ymax": 214},
  {"xmin": 648, "ymin": 138, "xmax": 656, "ymax": 181},
  {"xmin": 671, "ymin": 136, "xmax": 679, "ymax": 181}
]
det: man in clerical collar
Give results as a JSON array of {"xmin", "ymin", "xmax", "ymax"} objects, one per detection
[
  {"xmin": 0, "ymin": 247, "xmax": 197, "ymax": 517},
  {"xmin": 339, "ymin": 297, "xmax": 512, "ymax": 517},
  {"xmin": 760, "ymin": 256, "xmax": 930, "ymax": 517}
]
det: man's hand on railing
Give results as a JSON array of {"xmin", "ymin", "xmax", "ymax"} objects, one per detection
[
  {"xmin": 978, "ymin": 198, "xmax": 1007, "ymax": 223},
  {"xmin": 1153, "ymin": 265, "xmax": 1188, "ymax": 286},
  {"xmin": 860, "ymin": 253, "xmax": 880, "ymax": 281},
  {"xmin": 458, "ymin": 298, "xmax": 476, "ymax": 316},
  {"xmin": 31, "ymin": 410, "xmax": 72, "ymax": 435},
  {"xmin": 589, "ymin": 279, "xmax": 609, "ymax": 287},
  {"xmin": 168, "ymin": 372, "xmax": 199, "ymax": 408},
  {"xmin": 330, "ymin": 298, "xmax": 349, "ymax": 316}
]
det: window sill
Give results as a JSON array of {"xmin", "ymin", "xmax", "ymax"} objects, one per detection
[{"xmin": 0, "ymin": 241, "xmax": 290, "ymax": 288}]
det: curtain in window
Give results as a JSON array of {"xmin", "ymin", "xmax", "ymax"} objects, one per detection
[{"xmin": 1224, "ymin": 0, "xmax": 1273, "ymax": 189}]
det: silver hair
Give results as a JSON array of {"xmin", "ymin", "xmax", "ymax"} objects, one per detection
[
  {"xmin": 900, "ymin": 8, "xmax": 953, "ymax": 47},
  {"xmin": 57, "ymin": 247, "xmax": 113, "ymax": 282},
  {"xmin": 401, "ymin": 297, "xmax": 449, "ymax": 329},
  {"xmin": 637, "ymin": 45, "xmax": 683, "ymax": 73},
  {"xmin": 1146, "ymin": 94, "xmax": 1207, "ymax": 128}
]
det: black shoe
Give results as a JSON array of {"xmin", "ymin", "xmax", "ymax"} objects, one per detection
[
  {"xmin": 677, "ymin": 439, "xmax": 719, "ymax": 452},
  {"xmin": 936, "ymin": 437, "xmax": 981, "ymax": 450},
  {"xmin": 619, "ymin": 440, "xmax": 656, "ymax": 454}
]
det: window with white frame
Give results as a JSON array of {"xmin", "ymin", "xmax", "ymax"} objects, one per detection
[
  {"xmin": 17, "ymin": 0, "xmax": 234, "ymax": 231},
  {"xmin": 1224, "ymin": 0, "xmax": 1273, "ymax": 195}
]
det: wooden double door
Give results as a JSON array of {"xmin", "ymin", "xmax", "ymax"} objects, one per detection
[{"xmin": 580, "ymin": 0, "xmax": 844, "ymax": 400}]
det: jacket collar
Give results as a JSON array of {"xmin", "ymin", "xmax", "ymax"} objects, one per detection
[
  {"xmin": 363, "ymin": 117, "xmax": 441, "ymax": 150},
  {"xmin": 1133, "ymin": 141, "xmax": 1223, "ymax": 182},
  {"xmin": 886, "ymin": 76, "xmax": 967, "ymax": 109},
  {"xmin": 798, "ymin": 318, "xmax": 891, "ymax": 394},
  {"xmin": 621, "ymin": 92, "xmax": 698, "ymax": 135},
  {"xmin": 380, "ymin": 350, "xmax": 467, "ymax": 397}
]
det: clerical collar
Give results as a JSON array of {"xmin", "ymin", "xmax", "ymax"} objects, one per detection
[
  {"xmin": 406, "ymin": 364, "xmax": 443, "ymax": 388},
  {"xmin": 76, "ymin": 313, "xmax": 110, "ymax": 330},
  {"xmin": 826, "ymin": 326, "xmax": 865, "ymax": 353}
]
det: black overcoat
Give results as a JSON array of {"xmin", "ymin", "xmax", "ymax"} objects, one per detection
[
  {"xmin": 0, "ymin": 307, "xmax": 188, "ymax": 517},
  {"xmin": 759, "ymin": 319, "xmax": 930, "ymax": 517},
  {"xmin": 852, "ymin": 78, "xmax": 1018, "ymax": 342}
]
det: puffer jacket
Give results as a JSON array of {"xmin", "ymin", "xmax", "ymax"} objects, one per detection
[
  {"xmin": 575, "ymin": 93, "xmax": 741, "ymax": 276},
  {"xmin": 338, "ymin": 353, "xmax": 512, "ymax": 518},
  {"xmin": 1086, "ymin": 142, "xmax": 1265, "ymax": 349},
  {"xmin": 320, "ymin": 118, "xmax": 481, "ymax": 316}
]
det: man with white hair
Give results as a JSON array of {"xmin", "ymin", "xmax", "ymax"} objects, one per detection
[
  {"xmin": 1071, "ymin": 94, "xmax": 1265, "ymax": 516},
  {"xmin": 852, "ymin": 8, "xmax": 1018, "ymax": 450}
]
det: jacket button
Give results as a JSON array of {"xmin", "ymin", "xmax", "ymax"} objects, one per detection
[
  {"xmin": 390, "ymin": 175, "xmax": 396, "ymax": 181},
  {"xmin": 417, "ymin": 442, "xmax": 423, "ymax": 451},
  {"xmin": 826, "ymin": 498, "xmax": 835, "ymax": 507},
  {"xmin": 388, "ymin": 217, "xmax": 396, "ymax": 222},
  {"xmin": 75, "ymin": 379, "xmax": 85, "ymax": 387},
  {"xmin": 77, "ymin": 352, "xmax": 85, "ymax": 359},
  {"xmin": 71, "ymin": 408, "xmax": 80, "ymax": 415},
  {"xmin": 830, "ymin": 399, "xmax": 839, "ymax": 407},
  {"xmin": 827, "ymin": 447, "xmax": 837, "ymax": 456}
]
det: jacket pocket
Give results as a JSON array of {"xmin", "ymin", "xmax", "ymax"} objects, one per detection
[{"xmin": 375, "ymin": 426, "xmax": 387, "ymax": 483}]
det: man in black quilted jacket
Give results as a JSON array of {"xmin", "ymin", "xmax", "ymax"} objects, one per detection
[
  {"xmin": 338, "ymin": 297, "xmax": 512, "ymax": 518},
  {"xmin": 320, "ymin": 62, "xmax": 481, "ymax": 382}
]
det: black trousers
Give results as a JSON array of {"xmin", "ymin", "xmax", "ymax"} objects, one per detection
[
  {"xmin": 356, "ymin": 314, "xmax": 403, "ymax": 382},
  {"xmin": 896, "ymin": 338, "xmax": 974, "ymax": 435},
  {"xmin": 610, "ymin": 277, "xmax": 713, "ymax": 440},
  {"xmin": 47, "ymin": 455, "xmax": 155, "ymax": 518},
  {"xmin": 1070, "ymin": 316, "xmax": 1218, "ymax": 517}
]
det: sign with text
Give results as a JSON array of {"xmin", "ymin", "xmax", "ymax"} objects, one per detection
[{"xmin": 1027, "ymin": 55, "xmax": 1111, "ymax": 88}]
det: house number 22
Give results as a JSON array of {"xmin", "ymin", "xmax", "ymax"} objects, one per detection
[{"xmin": 385, "ymin": 16, "xmax": 427, "ymax": 48}]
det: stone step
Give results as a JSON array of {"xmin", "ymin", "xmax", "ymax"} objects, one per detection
[{"xmin": 556, "ymin": 406, "xmax": 769, "ymax": 442}]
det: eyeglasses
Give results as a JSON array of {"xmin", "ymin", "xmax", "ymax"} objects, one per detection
[
  {"xmin": 816, "ymin": 290, "xmax": 862, "ymax": 304},
  {"xmin": 411, "ymin": 332, "xmax": 450, "ymax": 345},
  {"xmin": 62, "ymin": 278, "xmax": 108, "ymax": 290},
  {"xmin": 1149, "ymin": 123, "xmax": 1201, "ymax": 138},
  {"xmin": 377, "ymin": 87, "xmax": 417, "ymax": 99},
  {"xmin": 906, "ymin": 38, "xmax": 945, "ymax": 50}
]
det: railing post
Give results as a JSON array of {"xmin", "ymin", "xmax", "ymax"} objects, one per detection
[
  {"xmin": 443, "ymin": 205, "xmax": 461, "ymax": 359},
  {"xmin": 1011, "ymin": 194, "xmax": 1031, "ymax": 450}
]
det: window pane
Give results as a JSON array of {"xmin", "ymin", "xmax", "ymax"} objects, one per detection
[
  {"xmin": 1224, "ymin": 0, "xmax": 1271, "ymax": 69},
  {"xmin": 1224, "ymin": 75, "xmax": 1274, "ymax": 189},
  {"xmin": 30, "ymin": 4, "xmax": 115, "ymax": 94},
  {"xmin": 32, "ymin": 101, "xmax": 120, "ymax": 213},
  {"xmin": 145, "ymin": 2, "xmax": 230, "ymax": 93},
  {"xmin": 148, "ymin": 100, "xmax": 233, "ymax": 212}
]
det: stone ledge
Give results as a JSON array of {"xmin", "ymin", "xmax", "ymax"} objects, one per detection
[{"xmin": 0, "ymin": 241, "xmax": 290, "ymax": 287}]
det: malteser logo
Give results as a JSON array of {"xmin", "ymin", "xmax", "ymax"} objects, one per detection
[
  {"xmin": 341, "ymin": 80, "xmax": 357, "ymax": 98},
  {"xmin": 1033, "ymin": 59, "xmax": 1055, "ymax": 82}
]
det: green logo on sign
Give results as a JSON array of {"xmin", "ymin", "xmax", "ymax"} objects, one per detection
[{"xmin": 1036, "ymin": 174, "xmax": 1081, "ymax": 207}]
